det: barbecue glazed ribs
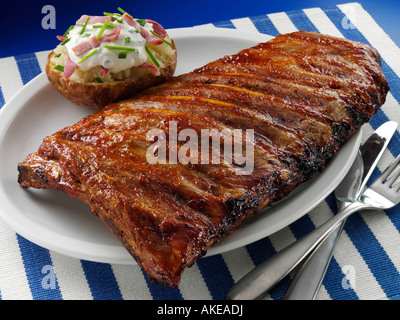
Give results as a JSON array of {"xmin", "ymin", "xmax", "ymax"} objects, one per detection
[{"xmin": 18, "ymin": 31, "xmax": 389, "ymax": 287}]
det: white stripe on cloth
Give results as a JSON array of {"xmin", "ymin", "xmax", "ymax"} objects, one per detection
[
  {"xmin": 111, "ymin": 264, "xmax": 153, "ymax": 300},
  {"xmin": 0, "ymin": 57, "xmax": 23, "ymax": 103},
  {"xmin": 35, "ymin": 51, "xmax": 51, "ymax": 72},
  {"xmin": 50, "ymin": 251, "xmax": 93, "ymax": 300},
  {"xmin": 230, "ymin": 17, "xmax": 261, "ymax": 34},
  {"xmin": 0, "ymin": 218, "xmax": 32, "ymax": 299},
  {"xmin": 267, "ymin": 12, "xmax": 297, "ymax": 34},
  {"xmin": 180, "ymin": 263, "xmax": 213, "ymax": 300},
  {"xmin": 317, "ymin": 285, "xmax": 331, "ymax": 300},
  {"xmin": 192, "ymin": 23, "xmax": 216, "ymax": 29},
  {"xmin": 222, "ymin": 247, "xmax": 255, "ymax": 283},
  {"xmin": 268, "ymin": 226, "xmax": 297, "ymax": 253},
  {"xmin": 303, "ymin": 7, "xmax": 345, "ymax": 38}
]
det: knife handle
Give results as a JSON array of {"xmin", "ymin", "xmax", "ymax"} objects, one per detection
[{"xmin": 283, "ymin": 220, "xmax": 345, "ymax": 300}]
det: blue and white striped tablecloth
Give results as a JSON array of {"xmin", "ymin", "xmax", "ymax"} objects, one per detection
[{"xmin": 1, "ymin": 2, "xmax": 400, "ymax": 300}]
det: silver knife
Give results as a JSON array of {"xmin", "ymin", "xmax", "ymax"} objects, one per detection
[{"xmin": 283, "ymin": 120, "xmax": 398, "ymax": 300}]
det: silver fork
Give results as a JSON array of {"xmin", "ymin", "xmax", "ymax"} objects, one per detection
[{"xmin": 228, "ymin": 155, "xmax": 400, "ymax": 300}]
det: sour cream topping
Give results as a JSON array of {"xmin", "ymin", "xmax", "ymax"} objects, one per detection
[{"xmin": 64, "ymin": 15, "xmax": 156, "ymax": 73}]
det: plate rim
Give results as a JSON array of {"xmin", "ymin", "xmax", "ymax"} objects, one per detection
[{"xmin": 0, "ymin": 27, "xmax": 361, "ymax": 264}]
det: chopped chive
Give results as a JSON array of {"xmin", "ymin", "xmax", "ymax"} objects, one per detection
[
  {"xmin": 145, "ymin": 46, "xmax": 160, "ymax": 67},
  {"xmin": 103, "ymin": 11, "xmax": 122, "ymax": 17},
  {"xmin": 94, "ymin": 77, "xmax": 103, "ymax": 83},
  {"xmin": 104, "ymin": 45, "xmax": 136, "ymax": 51},
  {"xmin": 78, "ymin": 49, "xmax": 98, "ymax": 64},
  {"xmin": 125, "ymin": 36, "xmax": 130, "ymax": 44},
  {"xmin": 150, "ymin": 30, "xmax": 172, "ymax": 46},
  {"xmin": 54, "ymin": 53, "xmax": 61, "ymax": 58},
  {"xmin": 96, "ymin": 19, "xmax": 110, "ymax": 40},
  {"xmin": 60, "ymin": 38, "xmax": 70, "ymax": 45},
  {"xmin": 118, "ymin": 51, "xmax": 128, "ymax": 59},
  {"xmin": 118, "ymin": 7, "xmax": 134, "ymax": 19},
  {"xmin": 136, "ymin": 19, "xmax": 146, "ymax": 27},
  {"xmin": 54, "ymin": 65, "xmax": 64, "ymax": 72},
  {"xmin": 117, "ymin": 7, "xmax": 127, "ymax": 14},
  {"xmin": 80, "ymin": 16, "xmax": 90, "ymax": 35},
  {"xmin": 63, "ymin": 25, "xmax": 74, "ymax": 37},
  {"xmin": 93, "ymin": 24, "xmax": 116, "ymax": 29},
  {"xmin": 114, "ymin": 108, "xmax": 120, "ymax": 111},
  {"xmin": 103, "ymin": 12, "xmax": 123, "ymax": 22},
  {"xmin": 82, "ymin": 33, "xmax": 91, "ymax": 38}
]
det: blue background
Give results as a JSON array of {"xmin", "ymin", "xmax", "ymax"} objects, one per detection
[{"xmin": 1, "ymin": 0, "xmax": 399, "ymax": 58}]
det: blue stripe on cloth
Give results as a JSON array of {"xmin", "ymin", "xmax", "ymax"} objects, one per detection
[
  {"xmin": 212, "ymin": 20, "xmax": 236, "ymax": 29},
  {"xmin": 0, "ymin": 86, "xmax": 5, "ymax": 109},
  {"xmin": 80, "ymin": 260, "xmax": 122, "ymax": 300},
  {"xmin": 285, "ymin": 10, "xmax": 319, "ymax": 32},
  {"xmin": 325, "ymin": 192, "xmax": 338, "ymax": 214},
  {"xmin": 248, "ymin": 15, "xmax": 280, "ymax": 36},
  {"xmin": 16, "ymin": 235, "xmax": 62, "ymax": 300},
  {"xmin": 14, "ymin": 53, "xmax": 41, "ymax": 85},
  {"xmin": 246, "ymin": 237, "xmax": 276, "ymax": 266},
  {"xmin": 196, "ymin": 254, "xmax": 234, "ymax": 299},
  {"xmin": 143, "ymin": 271, "xmax": 183, "ymax": 300},
  {"xmin": 289, "ymin": 214, "xmax": 316, "ymax": 239}
]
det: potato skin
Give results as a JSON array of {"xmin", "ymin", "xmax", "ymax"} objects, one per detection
[{"xmin": 45, "ymin": 41, "xmax": 177, "ymax": 110}]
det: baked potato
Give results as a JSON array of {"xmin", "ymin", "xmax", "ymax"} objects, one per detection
[{"xmin": 46, "ymin": 9, "xmax": 177, "ymax": 110}]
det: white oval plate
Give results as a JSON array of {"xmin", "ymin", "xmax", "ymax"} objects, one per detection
[{"xmin": 0, "ymin": 28, "xmax": 361, "ymax": 264}]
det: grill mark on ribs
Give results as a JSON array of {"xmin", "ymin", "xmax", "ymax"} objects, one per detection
[{"xmin": 17, "ymin": 31, "xmax": 389, "ymax": 287}]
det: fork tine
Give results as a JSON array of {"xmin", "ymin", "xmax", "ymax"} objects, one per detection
[
  {"xmin": 378, "ymin": 155, "xmax": 400, "ymax": 183},
  {"xmin": 393, "ymin": 181, "xmax": 400, "ymax": 193},
  {"xmin": 386, "ymin": 164, "xmax": 400, "ymax": 188}
]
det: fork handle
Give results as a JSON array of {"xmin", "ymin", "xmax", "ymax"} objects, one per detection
[{"xmin": 227, "ymin": 200, "xmax": 371, "ymax": 300}]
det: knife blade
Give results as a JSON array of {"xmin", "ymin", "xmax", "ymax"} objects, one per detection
[{"xmin": 283, "ymin": 120, "xmax": 398, "ymax": 300}]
